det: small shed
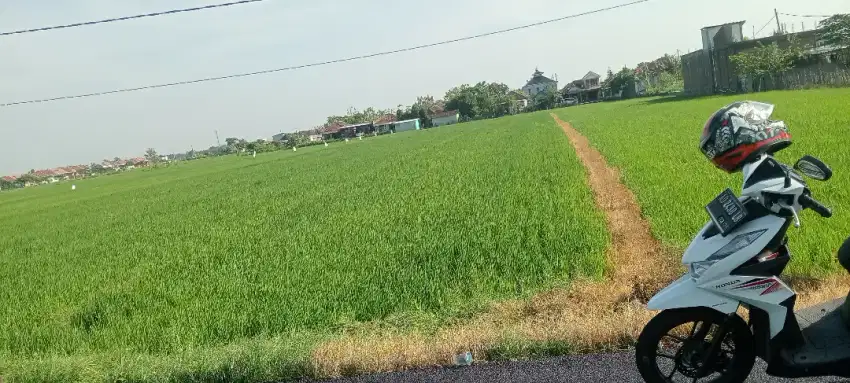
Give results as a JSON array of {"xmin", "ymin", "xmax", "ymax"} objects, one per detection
[
  {"xmin": 394, "ymin": 118, "xmax": 420, "ymax": 132},
  {"xmin": 375, "ymin": 118, "xmax": 420, "ymax": 133},
  {"xmin": 430, "ymin": 110, "xmax": 460, "ymax": 127},
  {"xmin": 372, "ymin": 115, "xmax": 397, "ymax": 135},
  {"xmin": 321, "ymin": 121, "xmax": 373, "ymax": 140}
]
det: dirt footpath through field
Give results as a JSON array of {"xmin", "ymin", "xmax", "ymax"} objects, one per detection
[
  {"xmin": 305, "ymin": 116, "xmax": 678, "ymax": 378},
  {"xmin": 548, "ymin": 114, "xmax": 849, "ymax": 309},
  {"xmin": 548, "ymin": 114, "xmax": 679, "ymax": 302}
]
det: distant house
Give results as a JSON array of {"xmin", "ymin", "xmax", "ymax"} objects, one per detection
[
  {"xmin": 342, "ymin": 122, "xmax": 374, "ymax": 137},
  {"xmin": 33, "ymin": 169, "xmax": 58, "ymax": 181},
  {"xmin": 387, "ymin": 118, "xmax": 421, "ymax": 133},
  {"xmin": 373, "ymin": 114, "xmax": 396, "ymax": 125},
  {"xmin": 564, "ymin": 71, "xmax": 603, "ymax": 103},
  {"xmin": 582, "ymin": 71, "xmax": 601, "ymax": 89},
  {"xmin": 522, "ymin": 68, "xmax": 558, "ymax": 98},
  {"xmin": 129, "ymin": 158, "xmax": 149, "ymax": 167},
  {"xmin": 321, "ymin": 121, "xmax": 373, "ymax": 140},
  {"xmin": 507, "ymin": 90, "xmax": 529, "ymax": 114},
  {"xmin": 26, "ymin": 168, "xmax": 64, "ymax": 183},
  {"xmin": 292, "ymin": 127, "xmax": 324, "ymax": 142},
  {"xmin": 273, "ymin": 132, "xmax": 308, "ymax": 143},
  {"xmin": 1, "ymin": 175, "xmax": 24, "ymax": 190},
  {"xmin": 430, "ymin": 110, "xmax": 460, "ymax": 127},
  {"xmin": 372, "ymin": 115, "xmax": 421, "ymax": 134},
  {"xmin": 320, "ymin": 121, "xmax": 347, "ymax": 141},
  {"xmin": 53, "ymin": 167, "xmax": 74, "ymax": 180},
  {"xmin": 371, "ymin": 114, "xmax": 396, "ymax": 134}
]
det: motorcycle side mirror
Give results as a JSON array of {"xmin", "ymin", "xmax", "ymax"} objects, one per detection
[{"xmin": 794, "ymin": 155, "xmax": 833, "ymax": 181}]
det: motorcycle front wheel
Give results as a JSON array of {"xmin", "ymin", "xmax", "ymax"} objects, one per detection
[{"xmin": 635, "ymin": 307, "xmax": 755, "ymax": 383}]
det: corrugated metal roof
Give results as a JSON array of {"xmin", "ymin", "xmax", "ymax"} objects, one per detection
[
  {"xmin": 430, "ymin": 110, "xmax": 459, "ymax": 118},
  {"xmin": 394, "ymin": 118, "xmax": 420, "ymax": 124},
  {"xmin": 373, "ymin": 114, "xmax": 397, "ymax": 125},
  {"xmin": 806, "ymin": 44, "xmax": 848, "ymax": 55}
]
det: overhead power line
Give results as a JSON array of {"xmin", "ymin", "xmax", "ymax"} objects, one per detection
[
  {"xmin": 779, "ymin": 12, "xmax": 834, "ymax": 19},
  {"xmin": 0, "ymin": 0, "xmax": 267, "ymax": 37},
  {"xmin": 755, "ymin": 15, "xmax": 776, "ymax": 37},
  {"xmin": 0, "ymin": 0, "xmax": 650, "ymax": 107}
]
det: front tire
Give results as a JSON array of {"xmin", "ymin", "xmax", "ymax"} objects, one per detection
[{"xmin": 635, "ymin": 307, "xmax": 755, "ymax": 383}]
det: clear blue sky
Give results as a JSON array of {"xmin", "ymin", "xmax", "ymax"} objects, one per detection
[{"xmin": 0, "ymin": 0, "xmax": 846, "ymax": 175}]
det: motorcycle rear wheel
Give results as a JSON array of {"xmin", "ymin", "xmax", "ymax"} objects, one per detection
[{"xmin": 635, "ymin": 307, "xmax": 755, "ymax": 383}]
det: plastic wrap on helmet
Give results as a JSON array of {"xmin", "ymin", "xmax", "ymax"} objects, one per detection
[
  {"xmin": 727, "ymin": 101, "xmax": 775, "ymax": 122},
  {"xmin": 703, "ymin": 101, "xmax": 785, "ymax": 157}
]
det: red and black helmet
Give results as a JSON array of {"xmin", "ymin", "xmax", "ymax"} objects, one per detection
[{"xmin": 700, "ymin": 101, "xmax": 792, "ymax": 173}]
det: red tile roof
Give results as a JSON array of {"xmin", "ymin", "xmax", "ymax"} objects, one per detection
[
  {"xmin": 373, "ymin": 114, "xmax": 397, "ymax": 125},
  {"xmin": 321, "ymin": 121, "xmax": 347, "ymax": 134},
  {"xmin": 1, "ymin": 175, "xmax": 17, "ymax": 182},
  {"xmin": 34, "ymin": 169, "xmax": 54, "ymax": 177}
]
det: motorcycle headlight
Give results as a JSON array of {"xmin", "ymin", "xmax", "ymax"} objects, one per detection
[
  {"xmin": 709, "ymin": 229, "xmax": 768, "ymax": 260},
  {"xmin": 688, "ymin": 229, "xmax": 768, "ymax": 279}
]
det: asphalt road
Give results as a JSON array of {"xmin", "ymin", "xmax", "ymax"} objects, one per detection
[{"xmin": 306, "ymin": 351, "xmax": 849, "ymax": 383}]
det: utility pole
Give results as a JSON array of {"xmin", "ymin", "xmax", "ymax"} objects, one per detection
[
  {"xmin": 752, "ymin": 25, "xmax": 755, "ymax": 39},
  {"xmin": 775, "ymin": 9, "xmax": 782, "ymax": 34},
  {"xmin": 214, "ymin": 130, "xmax": 221, "ymax": 147}
]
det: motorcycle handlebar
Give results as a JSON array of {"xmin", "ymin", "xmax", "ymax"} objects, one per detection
[{"xmin": 799, "ymin": 194, "xmax": 832, "ymax": 218}]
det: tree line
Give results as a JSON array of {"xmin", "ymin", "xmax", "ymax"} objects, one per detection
[
  {"xmin": 730, "ymin": 14, "xmax": 850, "ymax": 92},
  {"xmin": 154, "ymin": 50, "xmax": 693, "ymax": 168}
]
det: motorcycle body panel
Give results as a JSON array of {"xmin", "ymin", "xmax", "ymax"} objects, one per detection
[{"xmin": 646, "ymin": 274, "xmax": 739, "ymax": 314}]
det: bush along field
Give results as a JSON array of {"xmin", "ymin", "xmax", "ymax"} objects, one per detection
[
  {"xmin": 0, "ymin": 112, "xmax": 609, "ymax": 381},
  {"xmin": 556, "ymin": 88, "xmax": 850, "ymax": 277}
]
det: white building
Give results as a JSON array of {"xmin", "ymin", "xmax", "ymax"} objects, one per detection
[
  {"xmin": 431, "ymin": 110, "xmax": 460, "ymax": 127},
  {"xmin": 374, "ymin": 118, "xmax": 421, "ymax": 133},
  {"xmin": 521, "ymin": 68, "xmax": 558, "ymax": 98}
]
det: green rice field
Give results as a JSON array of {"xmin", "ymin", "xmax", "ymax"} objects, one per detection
[
  {"xmin": 0, "ymin": 112, "xmax": 609, "ymax": 381},
  {"xmin": 556, "ymin": 88, "xmax": 850, "ymax": 277}
]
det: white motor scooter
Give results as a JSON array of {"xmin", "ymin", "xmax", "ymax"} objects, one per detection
[{"xmin": 634, "ymin": 152, "xmax": 850, "ymax": 382}]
